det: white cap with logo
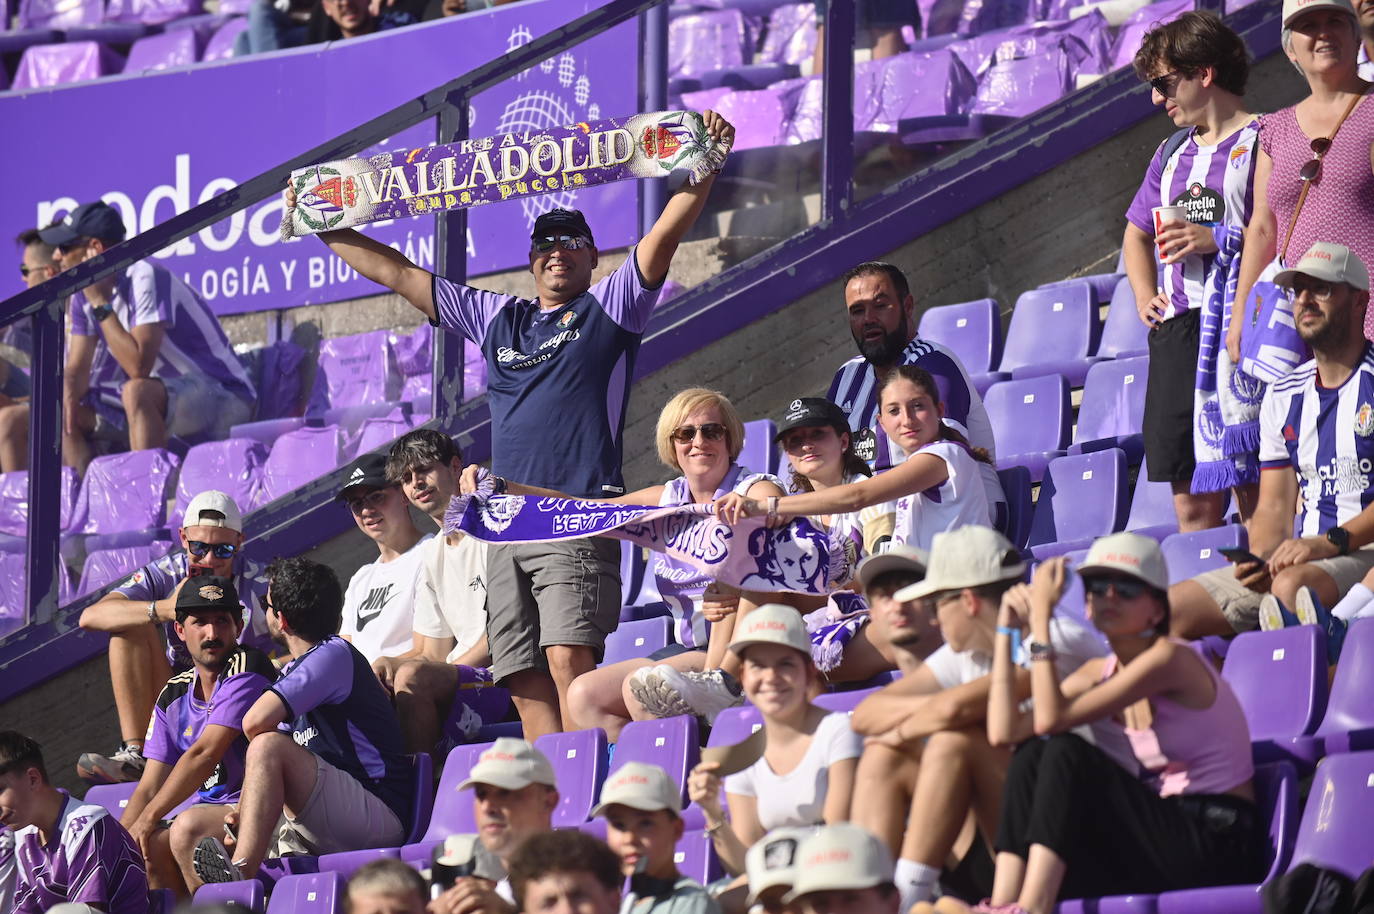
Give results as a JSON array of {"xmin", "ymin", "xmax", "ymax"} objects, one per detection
[
  {"xmin": 1075, "ymin": 531, "xmax": 1170, "ymax": 592},
  {"xmin": 728, "ymin": 603, "xmax": 811, "ymax": 656},
  {"xmin": 456, "ymin": 738, "xmax": 558, "ymax": 792},
  {"xmin": 183, "ymin": 490, "xmax": 244, "ymax": 533},
  {"xmin": 745, "ymin": 826, "xmax": 814, "ymax": 904},
  {"xmin": 590, "ymin": 761, "xmax": 682, "ymax": 817},
  {"xmin": 1274, "ymin": 242, "xmax": 1371, "ymax": 292},
  {"xmin": 1281, "ymin": 0, "xmax": 1356, "ymax": 27},
  {"xmin": 855, "ymin": 545, "xmax": 929, "ymax": 592},
  {"xmin": 894, "ymin": 525, "xmax": 1026, "ymax": 602},
  {"xmin": 783, "ymin": 823, "xmax": 895, "ymax": 902}
]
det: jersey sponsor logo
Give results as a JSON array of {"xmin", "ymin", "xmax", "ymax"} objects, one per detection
[
  {"xmin": 292, "ymin": 726, "xmax": 319, "ymax": 747},
  {"xmin": 1303, "ymin": 455, "xmax": 1374, "ymax": 499},
  {"xmin": 495, "ymin": 328, "xmax": 582, "ymax": 369},
  {"xmin": 1171, "ymin": 183, "xmax": 1224, "ymax": 225},
  {"xmin": 1356, "ymin": 402, "xmax": 1374, "ymax": 437},
  {"xmin": 468, "ymin": 574, "xmax": 485, "ymax": 592},
  {"xmin": 355, "ymin": 584, "xmax": 397, "ymax": 630}
]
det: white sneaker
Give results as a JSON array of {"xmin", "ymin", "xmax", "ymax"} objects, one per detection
[
  {"xmin": 628, "ymin": 664, "xmax": 695, "ymax": 719},
  {"xmin": 636, "ymin": 666, "xmax": 743, "ymax": 724},
  {"xmin": 1257, "ymin": 594, "xmax": 1286, "ymax": 632}
]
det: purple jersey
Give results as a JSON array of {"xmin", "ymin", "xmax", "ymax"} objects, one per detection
[
  {"xmin": 143, "ymin": 645, "xmax": 278, "ymax": 805},
  {"xmin": 272, "ymin": 636, "xmax": 411, "ymax": 820},
  {"xmin": 13, "ymin": 792, "xmax": 147, "ymax": 914},
  {"xmin": 112, "ymin": 550, "xmax": 275, "ymax": 666},
  {"xmin": 432, "ymin": 253, "xmax": 661, "ymax": 497}
]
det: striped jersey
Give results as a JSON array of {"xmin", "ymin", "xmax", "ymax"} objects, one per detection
[
  {"xmin": 1125, "ymin": 120, "xmax": 1260, "ymax": 320},
  {"xmin": 1259, "ymin": 345, "xmax": 1374, "ymax": 535}
]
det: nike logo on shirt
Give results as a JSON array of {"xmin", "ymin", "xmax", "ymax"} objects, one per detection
[{"xmin": 355, "ymin": 584, "xmax": 397, "ymax": 631}]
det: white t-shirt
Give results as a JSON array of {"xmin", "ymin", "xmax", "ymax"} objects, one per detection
[
  {"xmin": 724, "ymin": 712, "xmax": 862, "ymax": 831},
  {"xmin": 340, "ymin": 535, "xmax": 433, "ymax": 664},
  {"xmin": 412, "ymin": 533, "xmax": 488, "ymax": 664},
  {"xmin": 892, "ymin": 440, "xmax": 992, "ymax": 552}
]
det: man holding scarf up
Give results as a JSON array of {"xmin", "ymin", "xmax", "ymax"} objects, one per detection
[{"xmin": 283, "ymin": 110, "xmax": 734, "ymax": 740}]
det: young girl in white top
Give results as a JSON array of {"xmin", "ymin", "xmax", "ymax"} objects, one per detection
[{"xmin": 686, "ymin": 604, "xmax": 862, "ymax": 877}]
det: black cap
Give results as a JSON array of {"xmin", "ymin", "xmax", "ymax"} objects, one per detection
[
  {"xmin": 337, "ymin": 453, "xmax": 392, "ymax": 499},
  {"xmin": 775, "ymin": 398, "xmax": 850, "ymax": 440},
  {"xmin": 175, "ymin": 575, "xmax": 242, "ymax": 622},
  {"xmin": 38, "ymin": 201, "xmax": 127, "ymax": 247},
  {"xmin": 531, "ymin": 208, "xmax": 594, "ymax": 245}
]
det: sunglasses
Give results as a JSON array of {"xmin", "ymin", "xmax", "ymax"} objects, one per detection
[
  {"xmin": 1300, "ymin": 136, "xmax": 1333, "ymax": 183},
  {"xmin": 1083, "ymin": 576, "xmax": 1150, "ymax": 600},
  {"xmin": 532, "ymin": 234, "xmax": 591, "ymax": 254},
  {"xmin": 347, "ymin": 489, "xmax": 392, "ymax": 514},
  {"xmin": 56, "ymin": 240, "xmax": 87, "ymax": 256},
  {"xmin": 1148, "ymin": 70, "xmax": 1184, "ymax": 98},
  {"xmin": 187, "ymin": 540, "xmax": 239, "ymax": 559},
  {"xmin": 670, "ymin": 423, "xmax": 727, "ymax": 444},
  {"xmin": 18, "ymin": 264, "xmax": 49, "ymax": 278},
  {"xmin": 1287, "ymin": 277, "xmax": 1337, "ymax": 301}
]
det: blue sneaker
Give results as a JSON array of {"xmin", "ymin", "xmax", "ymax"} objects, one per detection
[
  {"xmin": 1295, "ymin": 586, "xmax": 1348, "ymax": 663},
  {"xmin": 1258, "ymin": 594, "xmax": 1299, "ymax": 631}
]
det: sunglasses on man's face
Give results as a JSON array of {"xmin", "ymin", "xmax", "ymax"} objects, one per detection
[
  {"xmin": 1083, "ymin": 576, "xmax": 1150, "ymax": 600},
  {"xmin": 532, "ymin": 234, "xmax": 591, "ymax": 254},
  {"xmin": 18, "ymin": 264, "xmax": 48, "ymax": 278},
  {"xmin": 1148, "ymin": 70, "xmax": 1185, "ymax": 98},
  {"xmin": 670, "ymin": 423, "xmax": 727, "ymax": 444},
  {"xmin": 187, "ymin": 540, "xmax": 239, "ymax": 559},
  {"xmin": 56, "ymin": 240, "xmax": 87, "ymax": 256}
]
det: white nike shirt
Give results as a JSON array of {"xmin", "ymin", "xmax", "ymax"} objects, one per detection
[{"xmin": 340, "ymin": 535, "xmax": 432, "ymax": 664}]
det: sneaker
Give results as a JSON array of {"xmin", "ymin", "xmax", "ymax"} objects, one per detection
[
  {"xmin": 628, "ymin": 665, "xmax": 695, "ymax": 720},
  {"xmin": 76, "ymin": 742, "xmax": 146, "ymax": 784},
  {"xmin": 1257, "ymin": 595, "xmax": 1299, "ymax": 632},
  {"xmin": 630, "ymin": 665, "xmax": 744, "ymax": 724},
  {"xmin": 1295, "ymin": 587, "xmax": 1348, "ymax": 664},
  {"xmin": 193, "ymin": 836, "xmax": 244, "ymax": 885}
]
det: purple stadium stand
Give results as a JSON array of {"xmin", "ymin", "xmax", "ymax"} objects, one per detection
[
  {"xmin": 1068, "ymin": 356, "xmax": 1148, "ymax": 462},
  {"xmin": 1000, "ymin": 284, "xmax": 1101, "ymax": 386},
  {"xmin": 253, "ymin": 339, "xmax": 308, "ymax": 421},
  {"xmin": 0, "ymin": 29, "xmax": 60, "ymax": 58},
  {"xmin": 712, "ymin": 87, "xmax": 790, "ymax": 150},
  {"xmin": 0, "ymin": 468, "xmax": 79, "ymax": 536},
  {"xmin": 1025, "ymin": 448, "xmax": 1128, "ymax": 560},
  {"xmin": 124, "ymin": 29, "xmax": 200, "ymax": 72},
  {"xmin": 610, "ymin": 716, "xmax": 700, "ymax": 805},
  {"xmin": 1042, "ymin": 271, "xmax": 1124, "ymax": 305},
  {"xmin": 76, "ymin": 541, "xmax": 175, "ymax": 597},
  {"xmin": 306, "ymin": 330, "xmax": 401, "ymax": 415},
  {"xmin": 193, "ymin": 879, "xmax": 266, "ymax": 911},
  {"xmin": 1123, "ymin": 464, "xmax": 1179, "ymax": 543},
  {"xmin": 984, "ymin": 375, "xmax": 1070, "ymax": 482},
  {"xmin": 266, "ymin": 871, "xmax": 344, "ymax": 914},
  {"xmin": 257, "ymin": 426, "xmax": 347, "ymax": 505},
  {"xmin": 668, "ymin": 9, "xmax": 749, "ymax": 77},
  {"xmin": 874, "ymin": 48, "xmax": 978, "ymax": 128},
  {"xmin": 602, "ymin": 616, "xmax": 672, "ymax": 666},
  {"xmin": 1097, "ymin": 277, "xmax": 1150, "ymax": 359},
  {"xmin": 535, "ymin": 728, "xmax": 609, "ymax": 827},
  {"xmin": 316, "ymin": 847, "xmax": 400, "ymax": 878},
  {"xmin": 740, "ymin": 418, "xmax": 781, "ymax": 477},
  {"xmin": 814, "ymin": 686, "xmax": 878, "ymax": 713},
  {"xmin": 352, "ymin": 416, "xmax": 412, "ymax": 457},
  {"xmin": 675, "ymin": 829, "xmax": 725, "ymax": 884},
  {"xmin": 1159, "ymin": 525, "xmax": 1245, "ymax": 584},
  {"xmin": 74, "ymin": 449, "xmax": 180, "ymax": 536},
  {"xmin": 17, "ymin": 0, "xmax": 100, "ymax": 30},
  {"xmin": 619, "ymin": 540, "xmax": 662, "ymax": 609},
  {"xmin": 104, "ymin": 0, "xmax": 203, "ymax": 25},
  {"xmin": 971, "ymin": 43, "xmax": 1075, "ymax": 119},
  {"xmin": 172, "ymin": 438, "xmax": 268, "ymax": 528},
  {"xmin": 998, "ymin": 466, "xmax": 1033, "ymax": 549},
  {"xmin": 1314, "ymin": 619, "xmax": 1374, "ymax": 755},
  {"xmin": 1108, "ymin": 0, "xmax": 1192, "ymax": 71},
  {"xmin": 696, "ymin": 61, "xmax": 799, "ymax": 91},
  {"xmin": 0, "ymin": 552, "xmax": 73, "ymax": 630},
  {"xmin": 390, "ymin": 323, "xmax": 431, "ymax": 379},
  {"xmin": 756, "ymin": 2, "xmax": 814, "ymax": 66},
  {"xmin": 230, "ymin": 417, "xmax": 308, "ymax": 450},
  {"xmin": 401, "ymin": 741, "xmax": 492, "ymax": 862},
  {"xmin": 201, "ymin": 16, "xmax": 247, "ymax": 62},
  {"xmin": 62, "ymin": 22, "xmax": 149, "ymax": 43},
  {"xmin": 1222, "ymin": 627, "xmax": 1328, "ymax": 769},
  {"xmin": 12, "ymin": 41, "xmax": 125, "ymax": 89},
  {"xmin": 917, "ymin": 298, "xmax": 1005, "ymax": 394},
  {"xmin": 82, "ymin": 782, "xmax": 138, "ymax": 818}
]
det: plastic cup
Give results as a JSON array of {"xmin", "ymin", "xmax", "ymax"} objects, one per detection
[{"xmin": 1152, "ymin": 204, "xmax": 1188, "ymax": 255}]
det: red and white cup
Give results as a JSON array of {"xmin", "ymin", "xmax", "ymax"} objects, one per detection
[{"xmin": 1151, "ymin": 204, "xmax": 1188, "ymax": 258}]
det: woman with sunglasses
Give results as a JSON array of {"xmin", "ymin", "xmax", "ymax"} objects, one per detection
[
  {"xmin": 926, "ymin": 533, "xmax": 1259, "ymax": 914},
  {"xmin": 481, "ymin": 387, "xmax": 784, "ymax": 739},
  {"xmin": 1230, "ymin": 0, "xmax": 1374, "ymax": 355},
  {"xmin": 1122, "ymin": 12, "xmax": 1261, "ymax": 532}
]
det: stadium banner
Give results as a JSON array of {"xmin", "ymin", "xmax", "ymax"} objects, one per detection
[
  {"xmin": 282, "ymin": 111, "xmax": 727, "ymax": 239},
  {"xmin": 0, "ymin": 0, "xmax": 638, "ymax": 315}
]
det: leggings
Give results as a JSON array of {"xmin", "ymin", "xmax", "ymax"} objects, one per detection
[{"xmin": 996, "ymin": 733, "xmax": 1264, "ymax": 900}]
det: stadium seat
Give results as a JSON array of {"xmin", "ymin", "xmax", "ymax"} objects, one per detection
[
  {"xmin": 756, "ymin": 2, "xmax": 815, "ymax": 66},
  {"xmin": 105, "ymin": 0, "xmax": 205, "ymax": 25},
  {"xmin": 1108, "ymin": 0, "xmax": 1192, "ymax": 71},
  {"xmin": 971, "ymin": 44, "xmax": 1074, "ymax": 119},
  {"xmin": 1222, "ymin": 627, "xmax": 1328, "ymax": 769},
  {"xmin": 401, "ymin": 741, "xmax": 492, "ymax": 862},
  {"xmin": 579, "ymin": 818, "xmax": 609, "ymax": 840},
  {"xmin": 814, "ymin": 686, "xmax": 878, "ymax": 713},
  {"xmin": 1068, "ymin": 356, "xmax": 1148, "ymax": 462},
  {"xmin": 697, "ymin": 62, "xmax": 800, "ymax": 92},
  {"xmin": 1097, "ymin": 277, "xmax": 1149, "ymax": 359},
  {"xmin": 315, "ymin": 847, "xmax": 399, "ymax": 879},
  {"xmin": 1124, "ymin": 461, "xmax": 1180, "ymax": 543},
  {"xmin": 917, "ymin": 298, "xmax": 1006, "ymax": 394},
  {"xmin": 229, "ymin": 417, "xmax": 308, "ymax": 449},
  {"xmin": 1025, "ymin": 449, "xmax": 1128, "ymax": 560},
  {"xmin": 62, "ymin": 22, "xmax": 150, "ymax": 43},
  {"xmin": 1000, "ymin": 284, "xmax": 1101, "ymax": 387},
  {"xmin": 875, "ymin": 49, "xmax": 978, "ymax": 130},
  {"xmin": 984, "ymin": 375, "xmax": 1070, "ymax": 482},
  {"xmin": 12, "ymin": 41, "xmax": 126, "ymax": 89},
  {"xmin": 1313, "ymin": 618, "xmax": 1374, "ymax": 755},
  {"xmin": 610, "ymin": 716, "xmax": 700, "ymax": 806},
  {"xmin": 124, "ymin": 29, "xmax": 200, "ymax": 72},
  {"xmin": 266, "ymin": 871, "xmax": 344, "ymax": 914},
  {"xmin": 0, "ymin": 468, "xmax": 80, "ymax": 536},
  {"xmin": 76, "ymin": 541, "xmax": 176, "ymax": 597},
  {"xmin": 1040, "ymin": 273, "xmax": 1124, "ymax": 306},
  {"xmin": 674, "ymin": 829, "xmax": 725, "ymax": 885},
  {"xmin": 306, "ymin": 330, "xmax": 401, "ymax": 415},
  {"xmin": 351, "ymin": 416, "xmax": 412, "ymax": 458},
  {"xmin": 534, "ymin": 727, "xmax": 609, "ymax": 827},
  {"xmin": 601, "ymin": 616, "xmax": 672, "ymax": 667},
  {"xmin": 73, "ymin": 449, "xmax": 181, "ymax": 536},
  {"xmin": 17, "ymin": 0, "xmax": 101, "ymax": 30},
  {"xmin": 201, "ymin": 17, "xmax": 247, "ymax": 62},
  {"xmin": 406, "ymin": 752, "xmax": 434, "ymax": 843},
  {"xmin": 1159, "ymin": 525, "xmax": 1245, "ymax": 585},
  {"xmin": 619, "ymin": 541, "xmax": 662, "ymax": 610},
  {"xmin": 193, "ymin": 879, "xmax": 265, "ymax": 912},
  {"xmin": 998, "ymin": 466, "xmax": 1033, "ymax": 550},
  {"xmin": 0, "ymin": 553, "xmax": 73, "ymax": 631},
  {"xmin": 83, "ymin": 782, "xmax": 138, "ymax": 818},
  {"xmin": 258, "ymin": 426, "xmax": 347, "ymax": 505},
  {"xmin": 711, "ymin": 87, "xmax": 791, "ymax": 151},
  {"xmin": 668, "ymin": 9, "xmax": 749, "ymax": 77},
  {"xmin": 740, "ymin": 418, "xmax": 781, "ymax": 477},
  {"xmin": 251, "ymin": 339, "xmax": 309, "ymax": 421},
  {"xmin": 172, "ymin": 438, "xmax": 268, "ymax": 528}
]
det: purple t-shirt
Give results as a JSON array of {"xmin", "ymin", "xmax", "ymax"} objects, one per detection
[
  {"xmin": 143, "ymin": 645, "xmax": 278, "ymax": 805},
  {"xmin": 432, "ymin": 253, "xmax": 661, "ymax": 497},
  {"xmin": 272, "ymin": 636, "xmax": 411, "ymax": 819},
  {"xmin": 14, "ymin": 793, "xmax": 147, "ymax": 914}
]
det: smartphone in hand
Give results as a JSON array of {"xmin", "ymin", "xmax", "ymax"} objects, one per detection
[{"xmin": 1218, "ymin": 547, "xmax": 1263, "ymax": 565}]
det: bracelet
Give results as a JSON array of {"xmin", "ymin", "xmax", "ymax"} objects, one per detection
[
  {"xmin": 147, "ymin": 601, "xmax": 158, "ymax": 624},
  {"xmin": 766, "ymin": 496, "xmax": 780, "ymax": 521},
  {"xmin": 1027, "ymin": 640, "xmax": 1056, "ymax": 663},
  {"xmin": 492, "ymin": 475, "xmax": 508, "ymax": 495},
  {"xmin": 996, "ymin": 626, "xmax": 1021, "ymax": 639},
  {"xmin": 704, "ymin": 818, "xmax": 728, "ymax": 836}
]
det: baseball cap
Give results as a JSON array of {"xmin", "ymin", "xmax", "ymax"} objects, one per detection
[
  {"xmin": 1075, "ymin": 531, "xmax": 1170, "ymax": 592},
  {"xmin": 745, "ymin": 827, "xmax": 813, "ymax": 904},
  {"xmin": 855, "ymin": 545, "xmax": 929, "ymax": 592},
  {"xmin": 1274, "ymin": 242, "xmax": 1371, "ymax": 292},
  {"xmin": 174, "ymin": 575, "xmax": 242, "ymax": 622},
  {"xmin": 456, "ymin": 738, "xmax": 558, "ymax": 792},
  {"xmin": 183, "ymin": 490, "xmax": 244, "ymax": 533},
  {"xmin": 531, "ymin": 208, "xmax": 594, "ymax": 244},
  {"xmin": 590, "ymin": 761, "xmax": 682, "ymax": 818},
  {"xmin": 783, "ymin": 824, "xmax": 895, "ymax": 903},
  {"xmin": 337, "ymin": 453, "xmax": 392, "ymax": 499},
  {"xmin": 894, "ymin": 525, "xmax": 1025, "ymax": 602},
  {"xmin": 1281, "ymin": 0, "xmax": 1356, "ymax": 27},
  {"xmin": 774, "ymin": 398, "xmax": 849, "ymax": 440},
  {"xmin": 727, "ymin": 603, "xmax": 811, "ymax": 657},
  {"xmin": 38, "ymin": 201, "xmax": 128, "ymax": 248}
]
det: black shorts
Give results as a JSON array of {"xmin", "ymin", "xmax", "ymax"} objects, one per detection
[
  {"xmin": 1143, "ymin": 308, "xmax": 1201, "ymax": 484},
  {"xmin": 813, "ymin": 0, "xmax": 919, "ymax": 30}
]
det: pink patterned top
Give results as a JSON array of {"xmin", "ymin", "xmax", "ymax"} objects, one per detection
[{"xmin": 1260, "ymin": 94, "xmax": 1374, "ymax": 340}]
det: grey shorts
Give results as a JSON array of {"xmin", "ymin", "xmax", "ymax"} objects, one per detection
[
  {"xmin": 163, "ymin": 373, "xmax": 252, "ymax": 439},
  {"xmin": 485, "ymin": 537, "xmax": 622, "ymax": 684},
  {"xmin": 272, "ymin": 754, "xmax": 404, "ymax": 857},
  {"xmin": 1192, "ymin": 545, "xmax": 1374, "ymax": 632}
]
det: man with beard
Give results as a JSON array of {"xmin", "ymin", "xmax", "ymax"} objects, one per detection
[
  {"xmin": 1170, "ymin": 243, "xmax": 1374, "ymax": 635},
  {"xmin": 827, "ymin": 262, "xmax": 1004, "ymax": 519},
  {"xmin": 120, "ymin": 577, "xmax": 277, "ymax": 897}
]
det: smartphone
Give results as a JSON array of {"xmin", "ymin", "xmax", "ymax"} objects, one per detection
[
  {"xmin": 188, "ymin": 564, "xmax": 211, "ymax": 578},
  {"xmin": 1218, "ymin": 547, "xmax": 1263, "ymax": 565},
  {"xmin": 431, "ymin": 834, "xmax": 479, "ymax": 898}
]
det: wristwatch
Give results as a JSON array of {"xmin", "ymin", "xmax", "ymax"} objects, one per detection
[
  {"xmin": 91, "ymin": 304, "xmax": 115, "ymax": 322},
  {"xmin": 1326, "ymin": 526, "xmax": 1351, "ymax": 556},
  {"xmin": 1027, "ymin": 640, "xmax": 1056, "ymax": 662}
]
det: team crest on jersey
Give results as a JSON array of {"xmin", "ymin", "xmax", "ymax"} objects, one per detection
[
  {"xmin": 1356, "ymin": 403, "xmax": 1374, "ymax": 437},
  {"xmin": 557, "ymin": 310, "xmax": 576, "ymax": 329},
  {"xmin": 1229, "ymin": 144, "xmax": 1250, "ymax": 167}
]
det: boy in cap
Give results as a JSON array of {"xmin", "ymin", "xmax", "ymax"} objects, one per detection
[
  {"xmin": 592, "ymin": 761, "xmax": 719, "ymax": 914},
  {"xmin": 78, "ymin": 490, "xmax": 273, "ymax": 785},
  {"xmin": 784, "ymin": 824, "xmax": 899, "ymax": 914},
  {"xmin": 731, "ymin": 826, "xmax": 812, "ymax": 914},
  {"xmin": 506, "ymin": 831, "xmax": 625, "ymax": 914},
  {"xmin": 121, "ymin": 576, "xmax": 278, "ymax": 896}
]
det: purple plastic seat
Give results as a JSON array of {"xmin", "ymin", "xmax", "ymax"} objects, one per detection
[
  {"xmin": 698, "ymin": 62, "xmax": 800, "ymax": 91},
  {"xmin": 875, "ymin": 48, "xmax": 978, "ymax": 126},
  {"xmin": 1097, "ymin": 278, "xmax": 1150, "ymax": 359},
  {"xmin": 814, "ymin": 687, "xmax": 878, "ymax": 713},
  {"xmin": 740, "ymin": 418, "xmax": 781, "ymax": 477},
  {"xmin": 1124, "ymin": 463, "xmax": 1179, "ymax": 543},
  {"xmin": 998, "ymin": 466, "xmax": 1033, "ymax": 549},
  {"xmin": 401, "ymin": 741, "xmax": 493, "ymax": 862},
  {"xmin": 669, "ymin": 9, "xmax": 749, "ymax": 77},
  {"xmin": 201, "ymin": 16, "xmax": 247, "ymax": 62},
  {"xmin": 675, "ymin": 830, "xmax": 725, "ymax": 885},
  {"xmin": 307, "ymin": 330, "xmax": 401, "ymax": 415},
  {"xmin": 173, "ymin": 438, "xmax": 268, "ymax": 529},
  {"xmin": 77, "ymin": 541, "xmax": 175, "ymax": 597},
  {"xmin": 756, "ymin": 2, "xmax": 814, "ymax": 66},
  {"xmin": 984, "ymin": 375, "xmax": 1070, "ymax": 482},
  {"xmin": 713, "ymin": 88, "xmax": 790, "ymax": 150},
  {"xmin": 971, "ymin": 44, "xmax": 1074, "ymax": 119},
  {"xmin": 266, "ymin": 871, "xmax": 344, "ymax": 914},
  {"xmin": 619, "ymin": 541, "xmax": 661, "ymax": 609},
  {"xmin": 1159, "ymin": 525, "xmax": 1245, "ymax": 584},
  {"xmin": 1314, "ymin": 619, "xmax": 1374, "ymax": 755},
  {"xmin": 75, "ymin": 449, "xmax": 180, "ymax": 536},
  {"xmin": 258, "ymin": 426, "xmax": 346, "ymax": 505},
  {"xmin": 1068, "ymin": 356, "xmax": 1149, "ymax": 463},
  {"xmin": 193, "ymin": 879, "xmax": 265, "ymax": 911},
  {"xmin": 0, "ymin": 468, "xmax": 80, "ymax": 536},
  {"xmin": 1025, "ymin": 449, "xmax": 1128, "ymax": 560},
  {"xmin": 84, "ymin": 782, "xmax": 138, "ymax": 818},
  {"xmin": 1108, "ymin": 0, "xmax": 1192, "ymax": 71},
  {"xmin": 0, "ymin": 552, "xmax": 75, "ymax": 624},
  {"xmin": 534, "ymin": 728, "xmax": 609, "ymax": 827},
  {"xmin": 610, "ymin": 717, "xmax": 700, "ymax": 806},
  {"xmin": 1001, "ymin": 284, "xmax": 1102, "ymax": 387},
  {"xmin": 917, "ymin": 298, "xmax": 1005, "ymax": 391},
  {"xmin": 12, "ymin": 41, "xmax": 125, "ymax": 89},
  {"xmin": 123, "ymin": 29, "xmax": 199, "ymax": 72},
  {"xmin": 104, "ymin": 0, "xmax": 204, "ymax": 25},
  {"xmin": 390, "ymin": 323, "xmax": 432, "ymax": 378},
  {"xmin": 229, "ymin": 417, "xmax": 308, "ymax": 450},
  {"xmin": 352, "ymin": 417, "xmax": 412, "ymax": 458},
  {"xmin": 601, "ymin": 617, "xmax": 672, "ymax": 667},
  {"xmin": 1041, "ymin": 272, "xmax": 1124, "ymax": 305},
  {"xmin": 316, "ymin": 847, "xmax": 399, "ymax": 879},
  {"xmin": 17, "ymin": 0, "xmax": 100, "ymax": 30},
  {"xmin": 1223, "ymin": 627, "xmax": 1328, "ymax": 769}
]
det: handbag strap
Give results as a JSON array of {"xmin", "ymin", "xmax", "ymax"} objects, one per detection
[{"xmin": 1281, "ymin": 87, "xmax": 1368, "ymax": 262}]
